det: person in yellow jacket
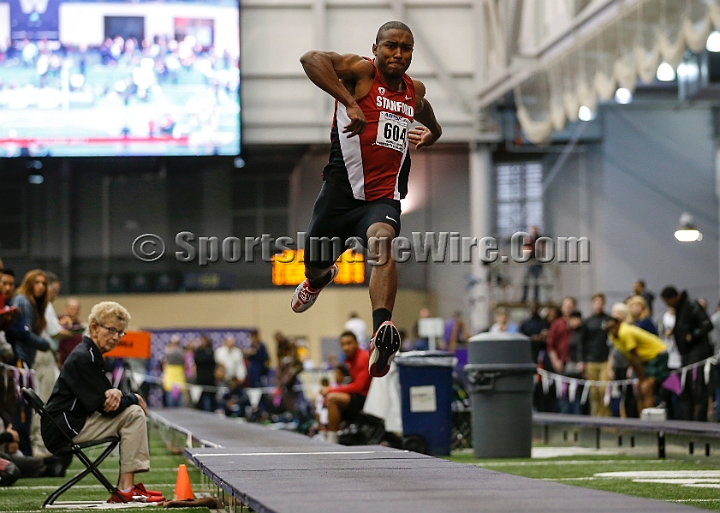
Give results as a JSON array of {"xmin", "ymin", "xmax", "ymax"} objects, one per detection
[
  {"xmin": 162, "ymin": 336, "xmax": 186, "ymax": 407},
  {"xmin": 606, "ymin": 315, "xmax": 669, "ymax": 412}
]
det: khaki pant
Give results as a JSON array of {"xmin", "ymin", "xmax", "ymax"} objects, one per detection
[
  {"xmin": 585, "ymin": 361, "xmax": 611, "ymax": 417},
  {"xmin": 74, "ymin": 405, "xmax": 150, "ymax": 475},
  {"xmin": 31, "ymin": 350, "xmax": 58, "ymax": 456}
]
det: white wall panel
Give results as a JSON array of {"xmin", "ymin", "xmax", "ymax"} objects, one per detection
[
  {"xmin": 241, "ymin": 7, "xmax": 313, "ymax": 74},
  {"xmin": 326, "ymin": 7, "xmax": 393, "ymax": 55},
  {"xmin": 406, "ymin": 7, "xmax": 474, "ymax": 75},
  {"xmin": 243, "ymin": 78, "xmax": 317, "ymax": 119}
]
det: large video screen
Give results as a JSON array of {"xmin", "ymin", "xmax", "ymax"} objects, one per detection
[{"xmin": 0, "ymin": 0, "xmax": 240, "ymax": 157}]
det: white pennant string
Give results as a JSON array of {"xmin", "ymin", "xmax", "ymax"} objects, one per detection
[
  {"xmin": 681, "ymin": 368, "xmax": 687, "ymax": 391},
  {"xmin": 580, "ymin": 382, "xmax": 591, "ymax": 405},
  {"xmin": 541, "ymin": 372, "xmax": 550, "ymax": 394},
  {"xmin": 705, "ymin": 360, "xmax": 712, "ymax": 385},
  {"xmin": 188, "ymin": 385, "xmax": 202, "ymax": 403},
  {"xmin": 568, "ymin": 380, "xmax": 578, "ymax": 403},
  {"xmin": 247, "ymin": 388, "xmax": 262, "ymax": 408},
  {"xmin": 604, "ymin": 384, "xmax": 612, "ymax": 406}
]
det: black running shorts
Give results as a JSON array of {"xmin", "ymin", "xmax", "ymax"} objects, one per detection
[{"xmin": 305, "ymin": 181, "xmax": 401, "ymax": 270}]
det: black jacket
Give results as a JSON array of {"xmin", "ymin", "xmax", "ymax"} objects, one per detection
[
  {"xmin": 578, "ymin": 312, "xmax": 612, "ymax": 363},
  {"xmin": 194, "ymin": 345, "xmax": 216, "ymax": 386},
  {"xmin": 41, "ymin": 337, "xmax": 138, "ymax": 453},
  {"xmin": 673, "ymin": 291, "xmax": 714, "ymax": 366}
]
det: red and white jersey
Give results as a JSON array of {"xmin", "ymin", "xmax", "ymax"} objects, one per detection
[{"xmin": 323, "ymin": 60, "xmax": 416, "ymax": 202}]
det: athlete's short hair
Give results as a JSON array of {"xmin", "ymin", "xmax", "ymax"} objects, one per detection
[{"xmin": 376, "ymin": 21, "xmax": 413, "ymax": 44}]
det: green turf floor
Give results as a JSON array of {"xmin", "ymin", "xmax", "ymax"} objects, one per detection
[
  {"xmin": 0, "ymin": 428, "xmax": 208, "ymax": 512},
  {"xmin": 448, "ymin": 450, "xmax": 720, "ymax": 511}
]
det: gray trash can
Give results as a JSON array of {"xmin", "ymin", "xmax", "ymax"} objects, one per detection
[{"xmin": 464, "ymin": 333, "xmax": 536, "ymax": 459}]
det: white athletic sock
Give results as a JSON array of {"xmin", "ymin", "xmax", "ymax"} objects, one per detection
[
  {"xmin": 120, "ymin": 487, "xmax": 133, "ymax": 494},
  {"xmin": 326, "ymin": 431, "xmax": 339, "ymax": 444}
]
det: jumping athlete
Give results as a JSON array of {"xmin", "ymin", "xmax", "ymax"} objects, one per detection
[{"xmin": 291, "ymin": 21, "xmax": 442, "ymax": 378}]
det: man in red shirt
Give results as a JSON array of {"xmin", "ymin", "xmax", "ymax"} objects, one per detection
[
  {"xmin": 547, "ymin": 296, "xmax": 577, "ymax": 374},
  {"xmin": 321, "ymin": 332, "xmax": 372, "ymax": 443}
]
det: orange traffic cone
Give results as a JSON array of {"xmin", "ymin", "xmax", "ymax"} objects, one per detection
[{"xmin": 174, "ymin": 464, "xmax": 195, "ymax": 501}]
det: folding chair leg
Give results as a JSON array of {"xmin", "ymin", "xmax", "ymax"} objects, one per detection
[{"xmin": 43, "ymin": 441, "xmax": 123, "ymax": 508}]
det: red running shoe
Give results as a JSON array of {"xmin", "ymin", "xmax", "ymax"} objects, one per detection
[
  {"xmin": 134, "ymin": 483, "xmax": 165, "ymax": 497},
  {"xmin": 291, "ymin": 265, "xmax": 338, "ymax": 313},
  {"xmin": 107, "ymin": 485, "xmax": 166, "ymax": 503},
  {"xmin": 368, "ymin": 321, "xmax": 401, "ymax": 378}
]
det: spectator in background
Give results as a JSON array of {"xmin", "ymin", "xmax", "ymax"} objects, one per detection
[
  {"xmin": 520, "ymin": 301, "xmax": 549, "ymax": 365},
  {"xmin": 275, "ymin": 332, "xmax": 303, "ymax": 413},
  {"xmin": 558, "ymin": 311, "xmax": 584, "ymax": 415},
  {"xmin": 547, "ymin": 297, "xmax": 577, "ymax": 375},
  {"xmin": 344, "ymin": 312, "xmax": 368, "ymax": 349},
  {"xmin": 245, "ymin": 329, "xmax": 269, "ymax": 388},
  {"xmin": 0, "ymin": 269, "xmax": 18, "ymax": 364},
  {"xmin": 214, "ymin": 335, "xmax": 247, "ymax": 386},
  {"xmin": 489, "ymin": 307, "xmax": 518, "ymax": 333},
  {"xmin": 521, "ymin": 225, "xmax": 544, "ymax": 303},
  {"xmin": 8, "ymin": 270, "xmax": 52, "ymax": 368},
  {"xmin": 194, "ymin": 334, "xmax": 217, "ymax": 412},
  {"xmin": 609, "ymin": 303, "xmax": 638, "ymax": 418},
  {"xmin": 606, "ymin": 315, "xmax": 669, "ymax": 412},
  {"xmin": 162, "ymin": 336, "xmax": 185, "ymax": 407},
  {"xmin": 183, "ymin": 341, "xmax": 196, "ymax": 383},
  {"xmin": 661, "ymin": 286, "xmax": 714, "ymax": 421},
  {"xmin": 58, "ymin": 298, "xmax": 85, "ymax": 366},
  {"xmin": 520, "ymin": 302, "xmax": 551, "ymax": 412},
  {"xmin": 0, "ymin": 269, "xmax": 15, "ymax": 301},
  {"xmin": 658, "ymin": 305, "xmax": 681, "ymax": 419},
  {"xmin": 578, "ymin": 293, "xmax": 612, "ymax": 417},
  {"xmin": 222, "ymin": 376, "xmax": 250, "ymax": 418},
  {"xmin": 633, "ymin": 280, "xmax": 656, "ymax": 317},
  {"xmin": 320, "ymin": 332, "xmax": 371, "ymax": 444},
  {"xmin": 411, "ymin": 307, "xmax": 431, "ymax": 351},
  {"xmin": 711, "ymin": 301, "xmax": 720, "ymax": 354},
  {"xmin": 444, "ymin": 311, "xmax": 470, "ymax": 354},
  {"xmin": 698, "ymin": 298, "xmax": 709, "ymax": 313},
  {"xmin": 626, "ymin": 295, "xmax": 657, "ymax": 336}
]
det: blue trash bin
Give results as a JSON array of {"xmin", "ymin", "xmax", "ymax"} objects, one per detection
[{"xmin": 396, "ymin": 351, "xmax": 457, "ymax": 456}]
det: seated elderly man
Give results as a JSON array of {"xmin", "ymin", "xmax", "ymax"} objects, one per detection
[{"xmin": 41, "ymin": 301, "xmax": 164, "ymax": 503}]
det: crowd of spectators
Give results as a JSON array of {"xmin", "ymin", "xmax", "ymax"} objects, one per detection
[
  {"xmin": 0, "ymin": 258, "xmax": 84, "ymax": 483},
  {"xmin": 508, "ymin": 279, "xmax": 718, "ymax": 422}
]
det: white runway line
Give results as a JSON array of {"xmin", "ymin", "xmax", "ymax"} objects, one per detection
[
  {"xmin": 595, "ymin": 471, "xmax": 720, "ymax": 478},
  {"xmin": 196, "ymin": 450, "xmax": 380, "ymax": 457},
  {"xmin": 478, "ymin": 459, "xmax": 667, "ymax": 467},
  {"xmin": 668, "ymin": 499, "xmax": 720, "ymax": 503}
]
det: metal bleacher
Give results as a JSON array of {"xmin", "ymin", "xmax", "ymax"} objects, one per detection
[
  {"xmin": 149, "ymin": 408, "xmax": 700, "ymax": 513},
  {"xmin": 534, "ymin": 412, "xmax": 720, "ymax": 462}
]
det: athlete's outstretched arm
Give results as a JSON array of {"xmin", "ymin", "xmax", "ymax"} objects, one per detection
[
  {"xmin": 409, "ymin": 79, "xmax": 442, "ymax": 149},
  {"xmin": 300, "ymin": 51, "xmax": 370, "ymax": 137}
]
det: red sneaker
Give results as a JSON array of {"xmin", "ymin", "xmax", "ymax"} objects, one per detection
[
  {"xmin": 108, "ymin": 486, "xmax": 166, "ymax": 503},
  {"xmin": 291, "ymin": 265, "xmax": 338, "ymax": 313},
  {"xmin": 368, "ymin": 321, "xmax": 401, "ymax": 378},
  {"xmin": 134, "ymin": 483, "xmax": 165, "ymax": 497}
]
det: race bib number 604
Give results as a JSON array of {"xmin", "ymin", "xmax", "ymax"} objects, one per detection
[{"xmin": 376, "ymin": 112, "xmax": 408, "ymax": 152}]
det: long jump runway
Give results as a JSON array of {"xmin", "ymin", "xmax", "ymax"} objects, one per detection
[{"xmin": 151, "ymin": 409, "xmax": 701, "ymax": 513}]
